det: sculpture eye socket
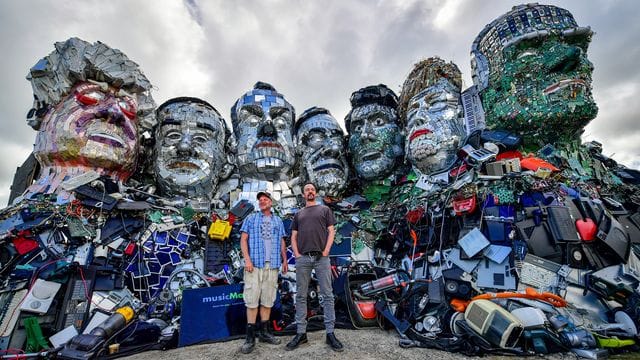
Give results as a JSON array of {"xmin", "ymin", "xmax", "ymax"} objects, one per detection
[
  {"xmin": 75, "ymin": 90, "xmax": 105, "ymax": 106},
  {"xmin": 373, "ymin": 117, "xmax": 387, "ymax": 126},
  {"xmin": 165, "ymin": 130, "xmax": 182, "ymax": 143},
  {"xmin": 306, "ymin": 133, "xmax": 325, "ymax": 148},
  {"xmin": 351, "ymin": 120, "xmax": 363, "ymax": 133},
  {"xmin": 118, "ymin": 97, "xmax": 137, "ymax": 119},
  {"xmin": 274, "ymin": 117, "xmax": 287, "ymax": 130},
  {"xmin": 246, "ymin": 115, "xmax": 260, "ymax": 127},
  {"xmin": 517, "ymin": 49, "xmax": 538, "ymax": 59},
  {"xmin": 193, "ymin": 134, "xmax": 209, "ymax": 144}
]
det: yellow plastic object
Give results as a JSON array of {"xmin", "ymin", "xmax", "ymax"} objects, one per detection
[
  {"xmin": 595, "ymin": 335, "xmax": 636, "ymax": 348},
  {"xmin": 115, "ymin": 306, "xmax": 135, "ymax": 323},
  {"xmin": 208, "ymin": 219, "xmax": 232, "ymax": 240}
]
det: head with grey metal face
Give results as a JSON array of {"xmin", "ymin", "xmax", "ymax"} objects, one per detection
[
  {"xmin": 230, "ymin": 82, "xmax": 295, "ymax": 181},
  {"xmin": 399, "ymin": 58, "xmax": 465, "ymax": 175},
  {"xmin": 154, "ymin": 97, "xmax": 231, "ymax": 198},
  {"xmin": 295, "ymin": 107, "xmax": 349, "ymax": 197},
  {"xmin": 346, "ymin": 84, "xmax": 403, "ymax": 181},
  {"xmin": 26, "ymin": 37, "xmax": 155, "ymax": 182}
]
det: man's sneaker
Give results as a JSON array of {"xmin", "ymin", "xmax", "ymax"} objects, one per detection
[
  {"xmin": 285, "ymin": 333, "xmax": 307, "ymax": 350},
  {"xmin": 326, "ymin": 332, "xmax": 343, "ymax": 352}
]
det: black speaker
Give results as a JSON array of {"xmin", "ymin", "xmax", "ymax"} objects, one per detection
[{"xmin": 442, "ymin": 267, "xmax": 473, "ymax": 300}]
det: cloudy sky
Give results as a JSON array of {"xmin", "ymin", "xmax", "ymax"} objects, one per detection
[{"xmin": 0, "ymin": 0, "xmax": 638, "ymax": 205}]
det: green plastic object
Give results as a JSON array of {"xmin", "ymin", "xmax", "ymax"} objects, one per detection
[
  {"xmin": 148, "ymin": 210, "xmax": 164, "ymax": 223},
  {"xmin": 24, "ymin": 316, "xmax": 49, "ymax": 352},
  {"xmin": 181, "ymin": 206, "xmax": 195, "ymax": 221}
]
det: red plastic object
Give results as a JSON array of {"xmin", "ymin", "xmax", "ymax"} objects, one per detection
[
  {"xmin": 12, "ymin": 230, "xmax": 39, "ymax": 255},
  {"xmin": 453, "ymin": 196, "xmax": 477, "ymax": 216},
  {"xmin": 449, "ymin": 163, "xmax": 468, "ymax": 178},
  {"xmin": 405, "ymin": 208, "xmax": 424, "ymax": 224},
  {"xmin": 520, "ymin": 157, "xmax": 559, "ymax": 172},
  {"xmin": 356, "ymin": 301, "xmax": 377, "ymax": 319},
  {"xmin": 496, "ymin": 150, "xmax": 523, "ymax": 161},
  {"xmin": 576, "ymin": 218, "xmax": 597, "ymax": 241},
  {"xmin": 124, "ymin": 242, "xmax": 136, "ymax": 256}
]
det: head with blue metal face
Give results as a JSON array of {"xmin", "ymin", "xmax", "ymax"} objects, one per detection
[
  {"xmin": 346, "ymin": 84, "xmax": 403, "ymax": 181},
  {"xmin": 399, "ymin": 58, "xmax": 465, "ymax": 175},
  {"xmin": 154, "ymin": 97, "xmax": 231, "ymax": 198},
  {"xmin": 295, "ymin": 107, "xmax": 349, "ymax": 197},
  {"xmin": 230, "ymin": 82, "xmax": 295, "ymax": 180},
  {"xmin": 472, "ymin": 3, "xmax": 597, "ymax": 145}
]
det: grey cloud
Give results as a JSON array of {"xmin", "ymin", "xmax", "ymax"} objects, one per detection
[{"xmin": 0, "ymin": 0, "xmax": 638, "ymax": 206}]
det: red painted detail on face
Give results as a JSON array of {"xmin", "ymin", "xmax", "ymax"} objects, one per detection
[{"xmin": 409, "ymin": 128, "xmax": 432, "ymax": 142}]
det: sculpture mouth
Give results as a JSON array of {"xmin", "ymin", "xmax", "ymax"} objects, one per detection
[
  {"xmin": 543, "ymin": 79, "xmax": 587, "ymax": 95},
  {"xmin": 168, "ymin": 161, "xmax": 200, "ymax": 170},
  {"xmin": 313, "ymin": 159, "xmax": 344, "ymax": 173},
  {"xmin": 255, "ymin": 141, "xmax": 284, "ymax": 151},
  {"xmin": 88, "ymin": 132, "xmax": 125, "ymax": 148},
  {"xmin": 409, "ymin": 128, "xmax": 432, "ymax": 142},
  {"xmin": 361, "ymin": 151, "xmax": 381, "ymax": 161}
]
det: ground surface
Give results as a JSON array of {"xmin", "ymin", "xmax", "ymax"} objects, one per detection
[{"xmin": 120, "ymin": 328, "xmax": 579, "ymax": 360}]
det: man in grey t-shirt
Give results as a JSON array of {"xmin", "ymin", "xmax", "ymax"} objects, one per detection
[{"xmin": 286, "ymin": 182, "xmax": 344, "ymax": 352}]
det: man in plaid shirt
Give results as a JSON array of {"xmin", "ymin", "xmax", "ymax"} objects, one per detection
[{"xmin": 239, "ymin": 191, "xmax": 288, "ymax": 353}]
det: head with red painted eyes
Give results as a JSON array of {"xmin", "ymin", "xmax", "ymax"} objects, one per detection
[{"xmin": 27, "ymin": 38, "xmax": 154, "ymax": 181}]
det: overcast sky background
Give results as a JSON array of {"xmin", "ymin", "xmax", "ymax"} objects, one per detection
[{"xmin": 0, "ymin": 0, "xmax": 638, "ymax": 205}]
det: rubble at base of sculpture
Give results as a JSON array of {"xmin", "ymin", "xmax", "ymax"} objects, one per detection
[{"xmin": 0, "ymin": 3, "xmax": 639, "ymax": 359}]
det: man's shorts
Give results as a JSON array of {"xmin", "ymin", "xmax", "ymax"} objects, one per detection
[{"xmin": 243, "ymin": 261, "xmax": 279, "ymax": 308}]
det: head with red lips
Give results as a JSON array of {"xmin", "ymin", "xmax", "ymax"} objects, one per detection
[
  {"xmin": 26, "ymin": 38, "xmax": 155, "ymax": 181},
  {"xmin": 399, "ymin": 58, "xmax": 465, "ymax": 175}
]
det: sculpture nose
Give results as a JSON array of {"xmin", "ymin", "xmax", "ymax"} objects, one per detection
[
  {"xmin": 362, "ymin": 121, "xmax": 376, "ymax": 142},
  {"xmin": 177, "ymin": 135, "xmax": 193, "ymax": 155},
  {"xmin": 258, "ymin": 121, "xmax": 276, "ymax": 138},
  {"xmin": 98, "ymin": 102, "xmax": 125, "ymax": 126},
  {"xmin": 322, "ymin": 138, "xmax": 341, "ymax": 157}
]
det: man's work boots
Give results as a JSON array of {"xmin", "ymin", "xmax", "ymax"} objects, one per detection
[
  {"xmin": 285, "ymin": 333, "xmax": 308, "ymax": 350},
  {"xmin": 326, "ymin": 332, "xmax": 344, "ymax": 352},
  {"xmin": 258, "ymin": 321, "xmax": 281, "ymax": 345},
  {"xmin": 240, "ymin": 323, "xmax": 256, "ymax": 354}
]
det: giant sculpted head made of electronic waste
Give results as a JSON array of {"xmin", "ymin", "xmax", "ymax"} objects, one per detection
[
  {"xmin": 27, "ymin": 37, "xmax": 155, "ymax": 183},
  {"xmin": 471, "ymin": 3, "xmax": 597, "ymax": 145},
  {"xmin": 346, "ymin": 84, "xmax": 403, "ymax": 181},
  {"xmin": 399, "ymin": 57, "xmax": 466, "ymax": 175},
  {"xmin": 154, "ymin": 97, "xmax": 232, "ymax": 199},
  {"xmin": 230, "ymin": 82, "xmax": 295, "ymax": 181},
  {"xmin": 294, "ymin": 107, "xmax": 349, "ymax": 197}
]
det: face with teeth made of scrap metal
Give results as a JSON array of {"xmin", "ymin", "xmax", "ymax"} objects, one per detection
[
  {"xmin": 232, "ymin": 83, "xmax": 295, "ymax": 180},
  {"xmin": 154, "ymin": 98, "xmax": 227, "ymax": 198},
  {"xmin": 33, "ymin": 81, "xmax": 139, "ymax": 179},
  {"xmin": 295, "ymin": 108, "xmax": 348, "ymax": 196},
  {"xmin": 405, "ymin": 78, "xmax": 465, "ymax": 174},
  {"xmin": 472, "ymin": 4, "xmax": 597, "ymax": 144}
]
